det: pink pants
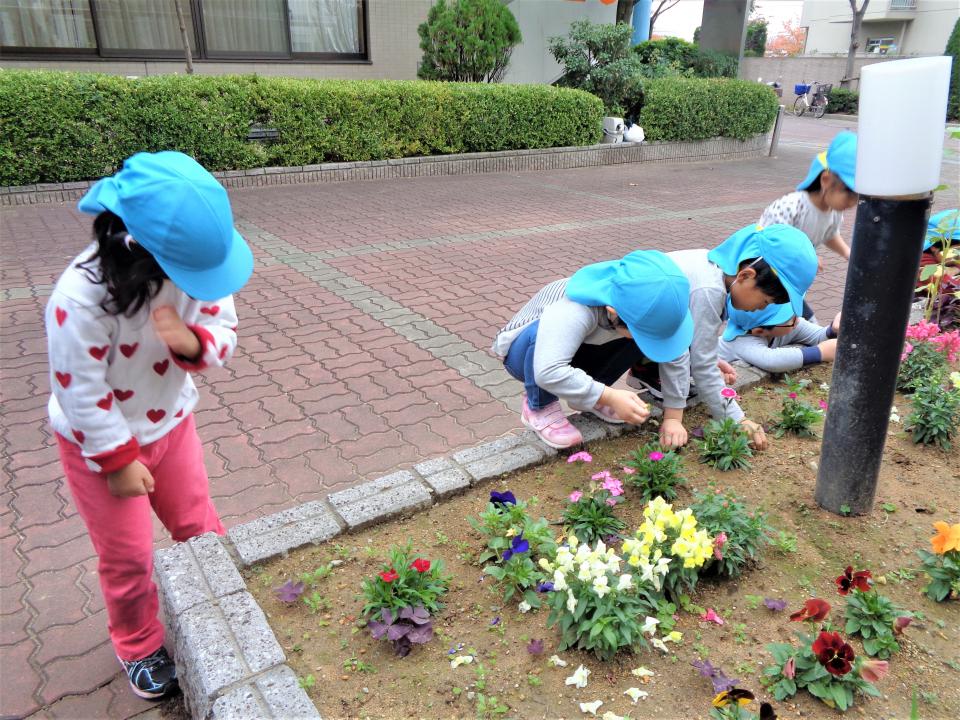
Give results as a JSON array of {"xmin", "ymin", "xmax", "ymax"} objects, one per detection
[{"xmin": 57, "ymin": 414, "xmax": 224, "ymax": 661}]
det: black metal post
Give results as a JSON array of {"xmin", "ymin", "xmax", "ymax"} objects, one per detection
[{"xmin": 815, "ymin": 194, "xmax": 932, "ymax": 515}]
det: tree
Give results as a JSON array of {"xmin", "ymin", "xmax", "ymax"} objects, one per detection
[
  {"xmin": 172, "ymin": 0, "xmax": 193, "ymax": 74},
  {"xmin": 946, "ymin": 17, "xmax": 959, "ymax": 120},
  {"xmin": 767, "ymin": 20, "xmax": 806, "ymax": 57},
  {"xmin": 841, "ymin": 0, "xmax": 870, "ymax": 89},
  {"xmin": 615, "ymin": 0, "xmax": 680, "ymax": 38},
  {"xmin": 745, "ymin": 18, "xmax": 768, "ymax": 57},
  {"xmin": 417, "ymin": 0, "xmax": 522, "ymax": 83}
]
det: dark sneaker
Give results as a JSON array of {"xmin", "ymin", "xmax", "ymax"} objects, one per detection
[{"xmin": 119, "ymin": 647, "xmax": 179, "ymax": 700}]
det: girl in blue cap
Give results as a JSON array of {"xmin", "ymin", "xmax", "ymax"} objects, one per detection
[
  {"xmin": 917, "ymin": 209, "xmax": 959, "ymax": 295},
  {"xmin": 45, "ymin": 151, "xmax": 253, "ymax": 700},
  {"xmin": 492, "ymin": 250, "xmax": 693, "ymax": 449},
  {"xmin": 761, "ymin": 131, "xmax": 859, "ymax": 269},
  {"xmin": 640, "ymin": 224, "xmax": 819, "ymax": 450}
]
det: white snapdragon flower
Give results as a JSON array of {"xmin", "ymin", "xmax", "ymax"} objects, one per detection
[
  {"xmin": 615, "ymin": 573, "xmax": 633, "ymax": 592},
  {"xmin": 578, "ymin": 700, "xmax": 603, "ymax": 715},
  {"xmin": 592, "ymin": 575, "xmax": 610, "ymax": 598},
  {"xmin": 450, "ymin": 655, "xmax": 473, "ymax": 668},
  {"xmin": 565, "ymin": 664, "xmax": 591, "ymax": 688},
  {"xmin": 552, "ymin": 569, "xmax": 569, "ymax": 591},
  {"xmin": 518, "ymin": 600, "xmax": 532, "ymax": 614},
  {"xmin": 631, "ymin": 666, "xmax": 655, "ymax": 679},
  {"xmin": 547, "ymin": 655, "xmax": 568, "ymax": 668},
  {"xmin": 566, "ymin": 589, "xmax": 578, "ymax": 613},
  {"xmin": 640, "ymin": 616, "xmax": 659, "ymax": 636},
  {"xmin": 624, "ymin": 687, "xmax": 649, "ymax": 703}
]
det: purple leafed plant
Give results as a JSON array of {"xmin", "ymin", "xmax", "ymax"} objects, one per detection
[
  {"xmin": 764, "ymin": 597, "xmax": 787, "ymax": 612},
  {"xmin": 367, "ymin": 605, "xmax": 434, "ymax": 657},
  {"xmin": 274, "ymin": 580, "xmax": 305, "ymax": 603},
  {"xmin": 527, "ymin": 638, "xmax": 545, "ymax": 655}
]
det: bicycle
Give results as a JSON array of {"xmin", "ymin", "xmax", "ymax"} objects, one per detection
[{"xmin": 793, "ymin": 81, "xmax": 832, "ymax": 119}]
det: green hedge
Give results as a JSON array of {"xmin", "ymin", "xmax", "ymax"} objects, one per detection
[
  {"xmin": 0, "ymin": 71, "xmax": 603, "ymax": 186},
  {"xmin": 825, "ymin": 87, "xmax": 859, "ymax": 115},
  {"xmin": 637, "ymin": 77, "xmax": 779, "ymax": 142}
]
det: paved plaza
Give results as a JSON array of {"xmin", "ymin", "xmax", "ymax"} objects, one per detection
[{"xmin": 1, "ymin": 115, "xmax": 955, "ymax": 718}]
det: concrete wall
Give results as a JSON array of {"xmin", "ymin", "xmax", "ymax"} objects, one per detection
[
  {"xmin": 698, "ymin": 0, "xmax": 749, "ymax": 60},
  {"xmin": 801, "ymin": 0, "xmax": 958, "ymax": 57},
  {"xmin": 741, "ymin": 54, "xmax": 914, "ymax": 95},
  {"xmin": 0, "ymin": 0, "xmax": 432, "ymax": 80},
  {"xmin": 503, "ymin": 0, "xmax": 617, "ymax": 84}
]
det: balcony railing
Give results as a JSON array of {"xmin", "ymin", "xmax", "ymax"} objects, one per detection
[{"xmin": 889, "ymin": 0, "xmax": 917, "ymax": 9}]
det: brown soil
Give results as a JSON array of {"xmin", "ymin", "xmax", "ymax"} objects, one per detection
[{"xmin": 247, "ymin": 366, "xmax": 960, "ymax": 720}]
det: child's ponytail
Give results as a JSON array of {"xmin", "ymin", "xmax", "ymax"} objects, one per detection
[{"xmin": 78, "ymin": 211, "xmax": 168, "ymax": 317}]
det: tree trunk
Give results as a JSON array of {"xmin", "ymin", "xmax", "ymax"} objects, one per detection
[
  {"xmin": 842, "ymin": 0, "xmax": 869, "ymax": 88},
  {"xmin": 616, "ymin": 0, "xmax": 636, "ymax": 25},
  {"xmin": 173, "ymin": 0, "xmax": 194, "ymax": 75}
]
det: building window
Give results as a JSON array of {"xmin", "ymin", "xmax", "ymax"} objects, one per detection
[
  {"xmin": 0, "ymin": 0, "xmax": 96, "ymax": 50},
  {"xmin": 865, "ymin": 36, "xmax": 896, "ymax": 55},
  {"xmin": 95, "ymin": 0, "xmax": 197, "ymax": 55},
  {"xmin": 0, "ymin": 0, "xmax": 368, "ymax": 61}
]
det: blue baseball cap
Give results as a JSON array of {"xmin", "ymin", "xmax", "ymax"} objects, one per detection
[
  {"xmin": 708, "ymin": 224, "xmax": 818, "ymax": 340},
  {"xmin": 565, "ymin": 250, "xmax": 693, "ymax": 363},
  {"xmin": 78, "ymin": 151, "xmax": 253, "ymax": 301},
  {"xmin": 797, "ymin": 131, "xmax": 857, "ymax": 192},
  {"xmin": 922, "ymin": 209, "xmax": 960, "ymax": 251}
]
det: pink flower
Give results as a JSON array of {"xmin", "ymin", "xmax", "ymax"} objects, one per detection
[
  {"xmin": 621, "ymin": 466, "xmax": 636, "ymax": 475},
  {"xmin": 720, "ymin": 387, "xmax": 738, "ymax": 399},
  {"xmin": 567, "ymin": 451, "xmax": 593, "ymax": 463},
  {"xmin": 568, "ymin": 490, "xmax": 583, "ymax": 502},
  {"xmin": 932, "ymin": 330, "xmax": 960, "ymax": 362},
  {"xmin": 788, "ymin": 392, "xmax": 798, "ymax": 399},
  {"xmin": 605, "ymin": 497, "xmax": 617, "ymax": 507},
  {"xmin": 893, "ymin": 616, "xmax": 912, "ymax": 635},
  {"xmin": 591, "ymin": 470, "xmax": 612, "ymax": 481},
  {"xmin": 602, "ymin": 477, "xmax": 624, "ymax": 496},
  {"xmin": 900, "ymin": 342, "xmax": 914, "ymax": 362},
  {"xmin": 859, "ymin": 659, "xmax": 889, "ymax": 683},
  {"xmin": 905, "ymin": 320, "xmax": 941, "ymax": 341},
  {"xmin": 700, "ymin": 608, "xmax": 725, "ymax": 625},
  {"xmin": 819, "ymin": 400, "xmax": 828, "ymax": 410},
  {"xmin": 713, "ymin": 532, "xmax": 728, "ymax": 560},
  {"xmin": 783, "ymin": 657, "xmax": 796, "ymax": 680},
  {"xmin": 648, "ymin": 451, "xmax": 664, "ymax": 462}
]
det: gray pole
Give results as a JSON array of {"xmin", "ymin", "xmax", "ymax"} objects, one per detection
[
  {"xmin": 815, "ymin": 194, "xmax": 931, "ymax": 515},
  {"xmin": 173, "ymin": 0, "xmax": 194, "ymax": 75}
]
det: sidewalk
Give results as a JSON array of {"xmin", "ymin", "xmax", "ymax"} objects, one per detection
[{"xmin": 1, "ymin": 116, "xmax": 952, "ymax": 718}]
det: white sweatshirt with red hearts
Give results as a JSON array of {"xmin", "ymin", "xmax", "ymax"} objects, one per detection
[{"xmin": 45, "ymin": 245, "xmax": 238, "ymax": 474}]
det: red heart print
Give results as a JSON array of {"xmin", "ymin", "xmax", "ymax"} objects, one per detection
[
  {"xmin": 146, "ymin": 409, "xmax": 166, "ymax": 424},
  {"xmin": 72, "ymin": 429, "xmax": 85, "ymax": 444},
  {"xmin": 55, "ymin": 371, "xmax": 72, "ymax": 388},
  {"xmin": 219, "ymin": 345, "xmax": 228, "ymax": 360},
  {"xmin": 88, "ymin": 345, "xmax": 109, "ymax": 361},
  {"xmin": 120, "ymin": 343, "xmax": 139, "ymax": 358},
  {"xmin": 55, "ymin": 307, "xmax": 68, "ymax": 326},
  {"xmin": 200, "ymin": 305, "xmax": 220, "ymax": 316},
  {"xmin": 175, "ymin": 409, "xmax": 184, "ymax": 418},
  {"xmin": 153, "ymin": 359, "xmax": 169, "ymax": 376},
  {"xmin": 114, "ymin": 389, "xmax": 135, "ymax": 402},
  {"xmin": 230, "ymin": 324, "xmax": 238, "ymax": 332},
  {"xmin": 96, "ymin": 392, "xmax": 113, "ymax": 411}
]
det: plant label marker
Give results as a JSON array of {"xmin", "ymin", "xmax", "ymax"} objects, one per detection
[{"xmin": 816, "ymin": 56, "xmax": 952, "ymax": 516}]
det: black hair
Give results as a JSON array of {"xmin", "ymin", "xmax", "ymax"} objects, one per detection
[
  {"xmin": 738, "ymin": 257, "xmax": 789, "ymax": 305},
  {"xmin": 77, "ymin": 211, "xmax": 168, "ymax": 317},
  {"xmin": 805, "ymin": 170, "xmax": 853, "ymax": 195}
]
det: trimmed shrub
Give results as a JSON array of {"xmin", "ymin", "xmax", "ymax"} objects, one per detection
[
  {"xmin": 0, "ymin": 71, "xmax": 602, "ymax": 185},
  {"xmin": 637, "ymin": 77, "xmax": 779, "ymax": 141},
  {"xmin": 825, "ymin": 87, "xmax": 859, "ymax": 115},
  {"xmin": 633, "ymin": 37, "xmax": 738, "ymax": 78},
  {"xmin": 417, "ymin": 0, "xmax": 521, "ymax": 83},
  {"xmin": 946, "ymin": 17, "xmax": 959, "ymax": 121}
]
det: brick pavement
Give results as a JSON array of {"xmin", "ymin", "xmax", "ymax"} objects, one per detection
[{"xmin": 1, "ymin": 114, "xmax": 955, "ymax": 718}]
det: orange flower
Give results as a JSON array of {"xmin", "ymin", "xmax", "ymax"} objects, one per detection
[{"xmin": 930, "ymin": 521, "xmax": 960, "ymax": 554}]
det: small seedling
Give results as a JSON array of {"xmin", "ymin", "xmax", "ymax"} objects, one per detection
[
  {"xmin": 773, "ymin": 530, "xmax": 798, "ymax": 554},
  {"xmin": 298, "ymin": 674, "xmax": 316, "ymax": 690},
  {"xmin": 733, "ymin": 623, "xmax": 748, "ymax": 644},
  {"xmin": 735, "ymin": 661, "xmax": 756, "ymax": 676},
  {"xmin": 743, "ymin": 595, "xmax": 763, "ymax": 610},
  {"xmin": 343, "ymin": 656, "xmax": 376, "ymax": 673},
  {"xmin": 526, "ymin": 673, "xmax": 542, "ymax": 687},
  {"xmin": 434, "ymin": 531, "xmax": 450, "ymax": 546},
  {"xmin": 840, "ymin": 504, "xmax": 852, "ymax": 516},
  {"xmin": 475, "ymin": 693, "xmax": 508, "ymax": 719},
  {"xmin": 881, "ymin": 502, "xmax": 897, "ymax": 514},
  {"xmin": 332, "ymin": 543, "xmax": 351, "ymax": 559},
  {"xmin": 302, "ymin": 591, "xmax": 330, "ymax": 614}
]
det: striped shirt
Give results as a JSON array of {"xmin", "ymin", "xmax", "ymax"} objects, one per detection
[{"xmin": 491, "ymin": 279, "xmax": 571, "ymax": 357}]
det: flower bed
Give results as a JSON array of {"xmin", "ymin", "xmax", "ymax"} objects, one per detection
[{"xmin": 247, "ymin": 364, "xmax": 959, "ymax": 719}]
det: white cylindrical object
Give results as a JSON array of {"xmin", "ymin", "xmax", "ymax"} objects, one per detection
[{"xmin": 855, "ymin": 56, "xmax": 951, "ymax": 196}]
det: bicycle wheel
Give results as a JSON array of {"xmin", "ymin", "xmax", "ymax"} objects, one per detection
[
  {"xmin": 793, "ymin": 96, "xmax": 807, "ymax": 117},
  {"xmin": 813, "ymin": 100, "xmax": 826, "ymax": 119}
]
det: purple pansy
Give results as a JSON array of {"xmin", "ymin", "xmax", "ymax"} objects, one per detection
[
  {"xmin": 536, "ymin": 581, "xmax": 555, "ymax": 593},
  {"xmin": 501, "ymin": 532, "xmax": 530, "ymax": 562},
  {"xmin": 490, "ymin": 490, "xmax": 517, "ymax": 507}
]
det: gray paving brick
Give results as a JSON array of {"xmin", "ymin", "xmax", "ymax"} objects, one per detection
[
  {"xmin": 413, "ymin": 456, "xmax": 453, "ymax": 476},
  {"xmin": 463, "ymin": 444, "xmax": 547, "ymax": 482},
  {"xmin": 567, "ymin": 413, "xmax": 609, "ymax": 443},
  {"xmin": 220, "ymin": 592, "xmax": 285, "ymax": 673},
  {"xmin": 452, "ymin": 435, "xmax": 524, "ymax": 464},
  {"xmin": 228, "ymin": 502, "xmax": 342, "ymax": 566},
  {"xmin": 421, "ymin": 467, "xmax": 472, "ymax": 497},
  {"xmin": 327, "ymin": 471, "xmax": 433, "ymax": 529},
  {"xmin": 174, "ymin": 603, "xmax": 246, "ymax": 719},
  {"xmin": 210, "ymin": 685, "xmax": 265, "ymax": 719},
  {"xmin": 154, "ymin": 533, "xmax": 245, "ymax": 616},
  {"xmin": 255, "ymin": 665, "xmax": 322, "ymax": 719}
]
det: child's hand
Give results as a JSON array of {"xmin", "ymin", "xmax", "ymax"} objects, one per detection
[
  {"xmin": 740, "ymin": 418, "xmax": 768, "ymax": 451},
  {"xmin": 659, "ymin": 418, "xmax": 687, "ymax": 449},
  {"xmin": 717, "ymin": 359, "xmax": 738, "ymax": 386},
  {"xmin": 153, "ymin": 306, "xmax": 201, "ymax": 359},
  {"xmin": 107, "ymin": 460, "xmax": 155, "ymax": 497},
  {"xmin": 599, "ymin": 387, "xmax": 650, "ymax": 425},
  {"xmin": 831, "ymin": 312, "xmax": 842, "ymax": 334},
  {"xmin": 818, "ymin": 338, "xmax": 838, "ymax": 362}
]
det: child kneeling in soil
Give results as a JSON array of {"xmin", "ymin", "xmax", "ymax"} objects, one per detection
[
  {"xmin": 718, "ymin": 312, "xmax": 841, "ymax": 374},
  {"xmin": 492, "ymin": 251, "xmax": 694, "ymax": 449},
  {"xmin": 917, "ymin": 209, "xmax": 960, "ymax": 295},
  {"xmin": 629, "ymin": 224, "xmax": 818, "ymax": 452}
]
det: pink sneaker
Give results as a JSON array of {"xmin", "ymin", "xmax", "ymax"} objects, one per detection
[
  {"xmin": 585, "ymin": 404, "xmax": 626, "ymax": 424},
  {"xmin": 521, "ymin": 397, "xmax": 583, "ymax": 449}
]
